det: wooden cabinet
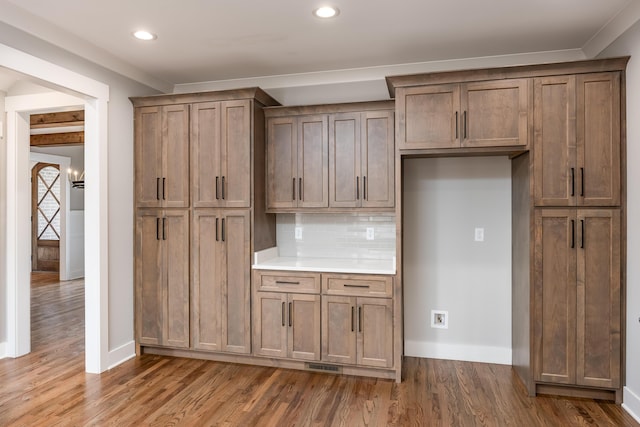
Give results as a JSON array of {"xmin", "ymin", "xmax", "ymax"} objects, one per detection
[
  {"xmin": 253, "ymin": 271, "xmax": 321, "ymax": 361},
  {"xmin": 135, "ymin": 105, "xmax": 190, "ymax": 208},
  {"xmin": 329, "ymin": 111, "xmax": 394, "ymax": 208},
  {"xmin": 534, "ymin": 72, "xmax": 621, "ymax": 207},
  {"xmin": 395, "ymin": 78, "xmax": 529, "ymax": 150},
  {"xmin": 192, "ymin": 210, "xmax": 251, "ymax": 354},
  {"xmin": 191, "ymin": 100, "xmax": 252, "ymax": 208},
  {"xmin": 135, "ymin": 209, "xmax": 190, "ymax": 348},
  {"xmin": 266, "ymin": 115, "xmax": 328, "ymax": 209},
  {"xmin": 534, "ymin": 209, "xmax": 620, "ymax": 389}
]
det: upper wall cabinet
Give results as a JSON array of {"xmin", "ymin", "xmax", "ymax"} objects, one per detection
[
  {"xmin": 394, "ymin": 79, "xmax": 530, "ymax": 150},
  {"xmin": 533, "ymin": 73, "xmax": 621, "ymax": 207},
  {"xmin": 191, "ymin": 100, "xmax": 252, "ymax": 208},
  {"xmin": 265, "ymin": 101, "xmax": 395, "ymax": 212},
  {"xmin": 135, "ymin": 105, "xmax": 190, "ymax": 208}
]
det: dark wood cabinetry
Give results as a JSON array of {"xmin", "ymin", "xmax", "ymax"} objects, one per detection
[{"xmin": 394, "ymin": 78, "xmax": 529, "ymax": 150}]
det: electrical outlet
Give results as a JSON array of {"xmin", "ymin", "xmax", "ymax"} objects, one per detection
[
  {"xmin": 295, "ymin": 227, "xmax": 302, "ymax": 240},
  {"xmin": 366, "ymin": 227, "xmax": 375, "ymax": 240},
  {"xmin": 474, "ymin": 227, "xmax": 484, "ymax": 242},
  {"xmin": 431, "ymin": 310, "xmax": 448, "ymax": 329}
]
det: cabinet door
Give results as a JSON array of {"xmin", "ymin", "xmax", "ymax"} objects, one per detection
[
  {"xmin": 322, "ymin": 296, "xmax": 357, "ymax": 364},
  {"xmin": 253, "ymin": 292, "xmax": 287, "ymax": 358},
  {"xmin": 576, "ymin": 209, "xmax": 620, "ymax": 388},
  {"xmin": 361, "ymin": 110, "xmax": 395, "ymax": 208},
  {"xmin": 329, "ymin": 113, "xmax": 361, "ymax": 208},
  {"xmin": 396, "ymin": 84, "xmax": 460, "ymax": 150},
  {"xmin": 191, "ymin": 102, "xmax": 222, "ymax": 208},
  {"xmin": 462, "ymin": 79, "xmax": 529, "ymax": 148},
  {"xmin": 266, "ymin": 117, "xmax": 297, "ymax": 209},
  {"xmin": 135, "ymin": 210, "xmax": 163, "ymax": 345},
  {"xmin": 288, "ymin": 294, "xmax": 321, "ymax": 361},
  {"xmin": 298, "ymin": 115, "xmax": 329, "ymax": 208},
  {"xmin": 135, "ymin": 107, "xmax": 163, "ymax": 207},
  {"xmin": 162, "ymin": 105, "xmax": 190, "ymax": 208},
  {"xmin": 191, "ymin": 210, "xmax": 222, "ymax": 351},
  {"xmin": 533, "ymin": 76, "xmax": 576, "ymax": 206},
  {"xmin": 534, "ymin": 210, "xmax": 577, "ymax": 384},
  {"xmin": 577, "ymin": 73, "xmax": 621, "ymax": 206},
  {"xmin": 163, "ymin": 210, "xmax": 190, "ymax": 348},
  {"xmin": 220, "ymin": 100, "xmax": 252, "ymax": 208},
  {"xmin": 220, "ymin": 210, "xmax": 251, "ymax": 354},
  {"xmin": 357, "ymin": 297, "xmax": 393, "ymax": 368}
]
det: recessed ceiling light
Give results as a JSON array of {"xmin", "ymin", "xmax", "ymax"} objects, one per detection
[
  {"xmin": 313, "ymin": 6, "xmax": 339, "ymax": 18},
  {"xmin": 133, "ymin": 30, "xmax": 157, "ymax": 41}
]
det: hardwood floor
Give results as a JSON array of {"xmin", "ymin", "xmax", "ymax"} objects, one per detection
[{"xmin": 0, "ymin": 276, "xmax": 637, "ymax": 426}]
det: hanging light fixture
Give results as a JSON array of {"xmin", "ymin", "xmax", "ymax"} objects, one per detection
[{"xmin": 67, "ymin": 168, "xmax": 85, "ymax": 189}]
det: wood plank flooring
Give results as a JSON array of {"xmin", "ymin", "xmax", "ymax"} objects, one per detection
[{"xmin": 0, "ymin": 274, "xmax": 637, "ymax": 426}]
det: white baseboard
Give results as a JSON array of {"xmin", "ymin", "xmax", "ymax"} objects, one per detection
[
  {"xmin": 107, "ymin": 340, "xmax": 136, "ymax": 370},
  {"xmin": 405, "ymin": 340, "xmax": 512, "ymax": 365},
  {"xmin": 0, "ymin": 341, "xmax": 6, "ymax": 359},
  {"xmin": 623, "ymin": 387, "xmax": 640, "ymax": 423},
  {"xmin": 67, "ymin": 270, "xmax": 84, "ymax": 280}
]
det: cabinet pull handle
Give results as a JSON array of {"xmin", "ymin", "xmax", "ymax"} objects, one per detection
[
  {"xmin": 299, "ymin": 177, "xmax": 303, "ymax": 201},
  {"xmin": 580, "ymin": 167, "xmax": 584, "ymax": 197},
  {"xmin": 363, "ymin": 176, "xmax": 367, "ymax": 200},
  {"xmin": 288, "ymin": 302, "xmax": 293, "ymax": 327},
  {"xmin": 221, "ymin": 218, "xmax": 225, "ymax": 242},
  {"xmin": 162, "ymin": 178, "xmax": 166, "ymax": 200},
  {"xmin": 222, "ymin": 176, "xmax": 225, "ymax": 200},
  {"xmin": 216, "ymin": 177, "xmax": 220, "ymax": 200},
  {"xmin": 156, "ymin": 177, "xmax": 160, "ymax": 200},
  {"xmin": 216, "ymin": 218, "xmax": 219, "ymax": 242},
  {"xmin": 571, "ymin": 219, "xmax": 575, "ymax": 249},
  {"xmin": 275, "ymin": 280, "xmax": 300, "ymax": 285},
  {"xmin": 344, "ymin": 284, "xmax": 370, "ymax": 288},
  {"xmin": 156, "ymin": 217, "xmax": 160, "ymax": 240},
  {"xmin": 358, "ymin": 306, "xmax": 363, "ymax": 333},
  {"xmin": 292, "ymin": 177, "xmax": 296, "ymax": 201},
  {"xmin": 162, "ymin": 217, "xmax": 166, "ymax": 240},
  {"xmin": 351, "ymin": 306, "xmax": 355, "ymax": 332},
  {"xmin": 282, "ymin": 302, "xmax": 285, "ymax": 327},
  {"xmin": 455, "ymin": 111, "xmax": 459, "ymax": 139},
  {"xmin": 356, "ymin": 176, "xmax": 360, "ymax": 200},
  {"xmin": 570, "ymin": 168, "xmax": 575, "ymax": 197},
  {"xmin": 581, "ymin": 219, "xmax": 585, "ymax": 249},
  {"xmin": 463, "ymin": 111, "xmax": 467, "ymax": 139}
]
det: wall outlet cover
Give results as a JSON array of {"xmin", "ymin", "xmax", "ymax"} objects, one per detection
[
  {"xmin": 474, "ymin": 227, "xmax": 484, "ymax": 242},
  {"xmin": 431, "ymin": 310, "xmax": 449, "ymax": 329},
  {"xmin": 366, "ymin": 227, "xmax": 375, "ymax": 240},
  {"xmin": 295, "ymin": 226, "xmax": 303, "ymax": 240}
]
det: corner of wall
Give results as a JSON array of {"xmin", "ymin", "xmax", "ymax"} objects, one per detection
[
  {"xmin": 106, "ymin": 340, "xmax": 136, "ymax": 370},
  {"xmin": 623, "ymin": 387, "xmax": 640, "ymax": 423},
  {"xmin": 0, "ymin": 341, "xmax": 6, "ymax": 359}
]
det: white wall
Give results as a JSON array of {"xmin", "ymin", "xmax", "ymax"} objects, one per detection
[
  {"xmin": 68, "ymin": 210, "xmax": 84, "ymax": 279},
  {"xmin": 598, "ymin": 21, "xmax": 640, "ymax": 422},
  {"xmin": 0, "ymin": 90, "xmax": 6, "ymax": 354},
  {"xmin": 0, "ymin": 21, "xmax": 159, "ymax": 366},
  {"xmin": 31, "ymin": 145, "xmax": 84, "ymax": 210},
  {"xmin": 403, "ymin": 157, "xmax": 512, "ymax": 365}
]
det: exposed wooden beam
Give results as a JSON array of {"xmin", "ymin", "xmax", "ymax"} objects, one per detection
[
  {"xmin": 30, "ymin": 120, "xmax": 85, "ymax": 130},
  {"xmin": 30, "ymin": 110, "xmax": 84, "ymax": 127},
  {"xmin": 30, "ymin": 132, "xmax": 84, "ymax": 146}
]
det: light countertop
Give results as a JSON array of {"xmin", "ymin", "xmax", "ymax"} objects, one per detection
[{"xmin": 252, "ymin": 248, "xmax": 396, "ymax": 275}]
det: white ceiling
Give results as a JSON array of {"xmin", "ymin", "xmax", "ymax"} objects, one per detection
[{"xmin": 1, "ymin": 0, "xmax": 639, "ymax": 93}]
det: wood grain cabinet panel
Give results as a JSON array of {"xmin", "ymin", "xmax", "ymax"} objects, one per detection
[
  {"xmin": 534, "ymin": 72, "xmax": 620, "ymax": 207},
  {"xmin": 329, "ymin": 111, "xmax": 394, "ymax": 208},
  {"xmin": 396, "ymin": 79, "xmax": 529, "ymax": 150},
  {"xmin": 135, "ymin": 105, "xmax": 190, "ymax": 208},
  {"xmin": 534, "ymin": 209, "xmax": 620, "ymax": 389},
  {"xmin": 136, "ymin": 209, "xmax": 189, "ymax": 349},
  {"xmin": 192, "ymin": 209, "xmax": 251, "ymax": 354}
]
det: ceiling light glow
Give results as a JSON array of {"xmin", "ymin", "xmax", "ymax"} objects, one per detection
[
  {"xmin": 133, "ymin": 30, "xmax": 157, "ymax": 41},
  {"xmin": 313, "ymin": 6, "xmax": 339, "ymax": 18}
]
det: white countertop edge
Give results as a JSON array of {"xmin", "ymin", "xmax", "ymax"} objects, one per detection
[
  {"xmin": 252, "ymin": 263, "xmax": 396, "ymax": 275},
  {"xmin": 252, "ymin": 249, "xmax": 396, "ymax": 275}
]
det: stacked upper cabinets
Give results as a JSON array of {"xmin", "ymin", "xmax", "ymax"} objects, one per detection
[
  {"xmin": 132, "ymin": 88, "xmax": 279, "ymax": 355},
  {"xmin": 394, "ymin": 79, "xmax": 530, "ymax": 150},
  {"xmin": 265, "ymin": 101, "xmax": 395, "ymax": 212},
  {"xmin": 532, "ymin": 71, "xmax": 623, "ymax": 395}
]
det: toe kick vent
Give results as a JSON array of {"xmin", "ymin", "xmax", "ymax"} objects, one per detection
[{"xmin": 306, "ymin": 362, "xmax": 342, "ymax": 373}]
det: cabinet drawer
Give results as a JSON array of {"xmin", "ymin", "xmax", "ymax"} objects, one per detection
[
  {"xmin": 322, "ymin": 274, "xmax": 393, "ymax": 297},
  {"xmin": 254, "ymin": 271, "xmax": 321, "ymax": 293}
]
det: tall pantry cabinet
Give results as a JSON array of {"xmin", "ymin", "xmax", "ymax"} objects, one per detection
[{"xmin": 132, "ymin": 89, "xmax": 280, "ymax": 355}]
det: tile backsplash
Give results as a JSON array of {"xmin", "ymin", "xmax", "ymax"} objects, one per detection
[{"xmin": 276, "ymin": 213, "xmax": 396, "ymax": 260}]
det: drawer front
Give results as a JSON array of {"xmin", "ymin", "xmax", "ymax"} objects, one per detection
[
  {"xmin": 323, "ymin": 274, "xmax": 393, "ymax": 297},
  {"xmin": 255, "ymin": 271, "xmax": 321, "ymax": 293}
]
